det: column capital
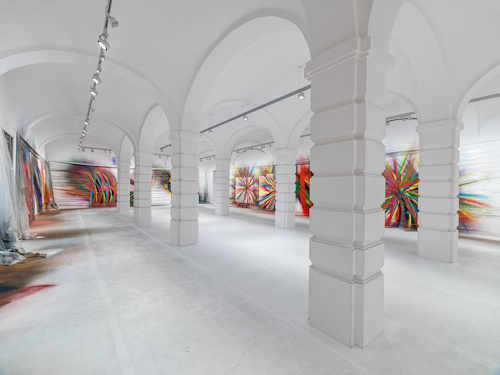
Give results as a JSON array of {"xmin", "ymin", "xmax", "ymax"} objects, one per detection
[
  {"xmin": 305, "ymin": 36, "xmax": 393, "ymax": 80},
  {"xmin": 215, "ymin": 158, "xmax": 230, "ymax": 170},
  {"xmin": 275, "ymin": 148, "xmax": 296, "ymax": 164},
  {"xmin": 134, "ymin": 151, "xmax": 153, "ymax": 166},
  {"xmin": 170, "ymin": 130, "xmax": 200, "ymax": 142},
  {"xmin": 170, "ymin": 130, "xmax": 200, "ymax": 155},
  {"xmin": 417, "ymin": 119, "xmax": 463, "ymax": 133}
]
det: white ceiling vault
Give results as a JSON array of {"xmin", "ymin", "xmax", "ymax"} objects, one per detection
[{"xmin": 1, "ymin": 0, "xmax": 500, "ymax": 162}]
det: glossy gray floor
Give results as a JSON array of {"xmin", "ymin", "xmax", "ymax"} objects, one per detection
[{"xmin": 1, "ymin": 205, "xmax": 499, "ymax": 375}]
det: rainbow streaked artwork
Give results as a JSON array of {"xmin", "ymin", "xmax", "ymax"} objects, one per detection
[{"xmin": 382, "ymin": 153, "xmax": 419, "ymax": 229}]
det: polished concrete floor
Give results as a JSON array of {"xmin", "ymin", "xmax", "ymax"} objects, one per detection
[{"xmin": 0, "ymin": 205, "xmax": 499, "ymax": 374}]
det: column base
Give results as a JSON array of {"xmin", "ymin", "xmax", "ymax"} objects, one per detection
[
  {"xmin": 309, "ymin": 267, "xmax": 384, "ymax": 348},
  {"xmin": 117, "ymin": 201, "xmax": 130, "ymax": 213},
  {"xmin": 134, "ymin": 207, "xmax": 151, "ymax": 223},
  {"xmin": 417, "ymin": 227, "xmax": 458, "ymax": 263},
  {"xmin": 275, "ymin": 210, "xmax": 295, "ymax": 229},
  {"xmin": 215, "ymin": 204, "xmax": 229, "ymax": 216},
  {"xmin": 170, "ymin": 219, "xmax": 199, "ymax": 246}
]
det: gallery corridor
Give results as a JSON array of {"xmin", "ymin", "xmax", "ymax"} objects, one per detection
[{"xmin": 0, "ymin": 206, "xmax": 499, "ymax": 374}]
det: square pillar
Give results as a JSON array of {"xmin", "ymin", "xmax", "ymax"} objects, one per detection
[
  {"xmin": 133, "ymin": 152, "xmax": 152, "ymax": 223},
  {"xmin": 417, "ymin": 120, "xmax": 462, "ymax": 262},
  {"xmin": 170, "ymin": 130, "xmax": 200, "ymax": 246},
  {"xmin": 305, "ymin": 37, "xmax": 391, "ymax": 348},
  {"xmin": 117, "ymin": 160, "xmax": 131, "ymax": 213},
  {"xmin": 275, "ymin": 148, "xmax": 296, "ymax": 229},
  {"xmin": 215, "ymin": 159, "xmax": 230, "ymax": 216}
]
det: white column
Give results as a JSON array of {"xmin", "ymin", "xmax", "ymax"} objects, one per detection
[
  {"xmin": 417, "ymin": 120, "xmax": 461, "ymax": 262},
  {"xmin": 275, "ymin": 148, "xmax": 296, "ymax": 229},
  {"xmin": 215, "ymin": 158, "xmax": 230, "ymax": 216},
  {"xmin": 116, "ymin": 160, "xmax": 130, "ymax": 213},
  {"xmin": 133, "ymin": 151, "xmax": 152, "ymax": 223},
  {"xmin": 305, "ymin": 37, "xmax": 390, "ymax": 348},
  {"xmin": 170, "ymin": 130, "xmax": 199, "ymax": 246}
]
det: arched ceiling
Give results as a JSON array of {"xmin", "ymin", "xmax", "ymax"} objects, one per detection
[{"xmin": 2, "ymin": 0, "xmax": 500, "ymax": 161}]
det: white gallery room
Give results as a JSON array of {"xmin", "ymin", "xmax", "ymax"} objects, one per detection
[{"xmin": 0, "ymin": 0, "xmax": 500, "ymax": 374}]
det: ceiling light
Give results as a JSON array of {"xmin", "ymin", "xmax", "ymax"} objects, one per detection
[
  {"xmin": 91, "ymin": 149, "xmax": 94, "ymax": 153},
  {"xmin": 107, "ymin": 15, "xmax": 119, "ymax": 28},
  {"xmin": 96, "ymin": 65, "xmax": 102, "ymax": 74},
  {"xmin": 84, "ymin": 119, "xmax": 90, "ymax": 126},
  {"xmin": 83, "ymin": 129, "xmax": 87, "ymax": 134},
  {"xmin": 100, "ymin": 52, "xmax": 106, "ymax": 61},
  {"xmin": 298, "ymin": 91, "xmax": 305, "ymax": 99},
  {"xmin": 243, "ymin": 115, "xmax": 248, "ymax": 121},
  {"xmin": 98, "ymin": 39, "xmax": 110, "ymax": 51},
  {"xmin": 90, "ymin": 87, "xmax": 98, "ymax": 97},
  {"xmin": 209, "ymin": 129, "xmax": 213, "ymax": 134},
  {"xmin": 92, "ymin": 74, "xmax": 102, "ymax": 85}
]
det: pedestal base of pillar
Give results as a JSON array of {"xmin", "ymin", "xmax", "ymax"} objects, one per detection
[
  {"xmin": 417, "ymin": 228, "xmax": 458, "ymax": 263},
  {"xmin": 170, "ymin": 219, "xmax": 199, "ymax": 246},
  {"xmin": 134, "ymin": 207, "xmax": 151, "ymax": 223},
  {"xmin": 275, "ymin": 210, "xmax": 295, "ymax": 229},
  {"xmin": 309, "ymin": 267, "xmax": 384, "ymax": 348},
  {"xmin": 215, "ymin": 204, "xmax": 229, "ymax": 216},
  {"xmin": 117, "ymin": 201, "xmax": 130, "ymax": 213}
]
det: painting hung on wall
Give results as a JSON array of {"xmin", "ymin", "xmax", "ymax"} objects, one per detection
[
  {"xmin": 50, "ymin": 161, "xmax": 117, "ymax": 209},
  {"xmin": 382, "ymin": 152, "xmax": 419, "ymax": 230},
  {"xmin": 19, "ymin": 136, "xmax": 56, "ymax": 220},
  {"xmin": 130, "ymin": 167, "xmax": 171, "ymax": 206},
  {"xmin": 230, "ymin": 165, "xmax": 275, "ymax": 211},
  {"xmin": 295, "ymin": 156, "xmax": 312, "ymax": 216}
]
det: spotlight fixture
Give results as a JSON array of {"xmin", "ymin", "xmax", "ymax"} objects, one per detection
[
  {"xmin": 96, "ymin": 64, "xmax": 102, "ymax": 74},
  {"xmin": 90, "ymin": 87, "xmax": 98, "ymax": 97},
  {"xmin": 84, "ymin": 119, "xmax": 89, "ymax": 126},
  {"xmin": 107, "ymin": 15, "xmax": 119, "ymax": 28},
  {"xmin": 91, "ymin": 149, "xmax": 94, "ymax": 153},
  {"xmin": 99, "ymin": 52, "xmax": 106, "ymax": 61},
  {"xmin": 209, "ymin": 128, "xmax": 213, "ymax": 134},
  {"xmin": 83, "ymin": 129, "xmax": 87, "ymax": 134},
  {"xmin": 92, "ymin": 74, "xmax": 102, "ymax": 85},
  {"xmin": 98, "ymin": 33, "xmax": 110, "ymax": 50},
  {"xmin": 243, "ymin": 115, "xmax": 248, "ymax": 121},
  {"xmin": 297, "ymin": 65, "xmax": 305, "ymax": 99}
]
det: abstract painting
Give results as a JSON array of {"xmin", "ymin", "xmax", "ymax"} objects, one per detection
[{"xmin": 382, "ymin": 153, "xmax": 419, "ymax": 229}]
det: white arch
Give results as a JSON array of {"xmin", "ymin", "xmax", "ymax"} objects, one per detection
[
  {"xmin": 221, "ymin": 125, "xmax": 275, "ymax": 160},
  {"xmin": 40, "ymin": 133, "xmax": 118, "ymax": 155},
  {"xmin": 454, "ymin": 61, "xmax": 500, "ymax": 121},
  {"xmin": 24, "ymin": 112, "xmax": 138, "ymax": 150},
  {"xmin": 286, "ymin": 110, "xmax": 313, "ymax": 150},
  {"xmin": 138, "ymin": 105, "xmax": 170, "ymax": 152},
  {"xmin": 199, "ymin": 134, "xmax": 220, "ymax": 158},
  {"xmin": 181, "ymin": 16, "xmax": 309, "ymax": 134},
  {"xmin": 119, "ymin": 135, "xmax": 135, "ymax": 163},
  {"xmin": 0, "ymin": 48, "xmax": 179, "ymax": 132}
]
